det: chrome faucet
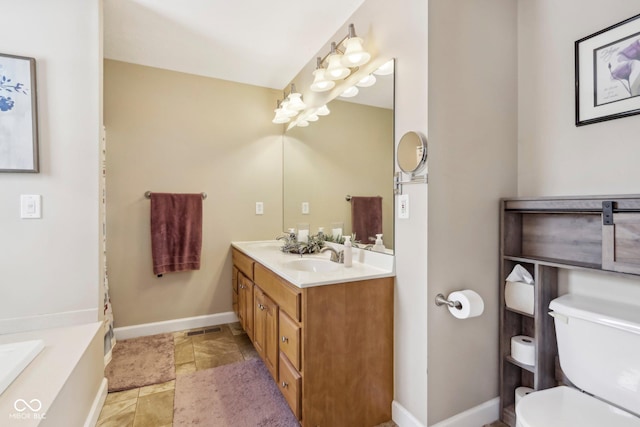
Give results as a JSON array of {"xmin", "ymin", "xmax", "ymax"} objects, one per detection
[{"xmin": 321, "ymin": 246, "xmax": 344, "ymax": 263}]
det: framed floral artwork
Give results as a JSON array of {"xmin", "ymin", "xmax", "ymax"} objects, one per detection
[
  {"xmin": 575, "ymin": 13, "xmax": 640, "ymax": 126},
  {"xmin": 0, "ymin": 53, "xmax": 38, "ymax": 172}
]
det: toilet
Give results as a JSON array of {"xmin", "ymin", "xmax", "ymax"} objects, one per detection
[{"xmin": 516, "ymin": 293, "xmax": 640, "ymax": 427}]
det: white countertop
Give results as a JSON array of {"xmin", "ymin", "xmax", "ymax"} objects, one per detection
[{"xmin": 231, "ymin": 240, "xmax": 395, "ymax": 288}]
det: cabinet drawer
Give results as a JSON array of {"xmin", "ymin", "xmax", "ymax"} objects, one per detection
[
  {"xmin": 278, "ymin": 352, "xmax": 301, "ymax": 420},
  {"xmin": 254, "ymin": 263, "xmax": 301, "ymax": 322},
  {"xmin": 279, "ymin": 311, "xmax": 301, "ymax": 371},
  {"xmin": 232, "ymin": 249, "xmax": 254, "ymax": 280}
]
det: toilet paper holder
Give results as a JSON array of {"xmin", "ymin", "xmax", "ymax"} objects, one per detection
[{"xmin": 435, "ymin": 293, "xmax": 462, "ymax": 310}]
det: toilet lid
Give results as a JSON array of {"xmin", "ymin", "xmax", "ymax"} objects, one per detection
[{"xmin": 516, "ymin": 386, "xmax": 640, "ymax": 427}]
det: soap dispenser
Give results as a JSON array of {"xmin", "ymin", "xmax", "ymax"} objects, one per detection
[
  {"xmin": 372, "ymin": 234, "xmax": 386, "ymax": 253},
  {"xmin": 343, "ymin": 236, "xmax": 353, "ymax": 268}
]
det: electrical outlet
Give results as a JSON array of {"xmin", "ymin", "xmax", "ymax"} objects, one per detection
[
  {"xmin": 398, "ymin": 194, "xmax": 409, "ymax": 219},
  {"xmin": 255, "ymin": 202, "xmax": 264, "ymax": 215},
  {"xmin": 302, "ymin": 202, "xmax": 310, "ymax": 214}
]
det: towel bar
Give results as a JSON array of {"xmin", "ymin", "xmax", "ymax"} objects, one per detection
[{"xmin": 144, "ymin": 191, "xmax": 207, "ymax": 200}]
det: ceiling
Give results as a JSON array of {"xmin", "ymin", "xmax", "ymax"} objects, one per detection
[{"xmin": 103, "ymin": 0, "xmax": 366, "ymax": 90}]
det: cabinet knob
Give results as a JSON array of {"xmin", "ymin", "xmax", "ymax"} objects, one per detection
[
  {"xmin": 281, "ymin": 336, "xmax": 288, "ymax": 343},
  {"xmin": 281, "ymin": 381, "xmax": 288, "ymax": 388}
]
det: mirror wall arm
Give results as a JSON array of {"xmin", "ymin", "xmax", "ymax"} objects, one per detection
[{"xmin": 394, "ymin": 171, "xmax": 427, "ymax": 195}]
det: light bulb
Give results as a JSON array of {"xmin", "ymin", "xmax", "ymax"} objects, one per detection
[
  {"xmin": 315, "ymin": 104, "xmax": 330, "ymax": 116},
  {"xmin": 340, "ymin": 86, "xmax": 359, "ymax": 98},
  {"xmin": 310, "ymin": 68, "xmax": 335, "ymax": 92},
  {"xmin": 326, "ymin": 53, "xmax": 350, "ymax": 80},
  {"xmin": 356, "ymin": 74, "xmax": 376, "ymax": 88},
  {"xmin": 374, "ymin": 59, "xmax": 394, "ymax": 76},
  {"xmin": 341, "ymin": 37, "xmax": 370, "ymax": 67},
  {"xmin": 287, "ymin": 92, "xmax": 306, "ymax": 111}
]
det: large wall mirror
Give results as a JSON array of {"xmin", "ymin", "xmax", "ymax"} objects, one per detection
[{"xmin": 283, "ymin": 60, "xmax": 395, "ymax": 253}]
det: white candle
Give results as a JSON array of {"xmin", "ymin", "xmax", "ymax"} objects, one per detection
[
  {"xmin": 297, "ymin": 229, "xmax": 309, "ymax": 243},
  {"xmin": 332, "ymin": 228, "xmax": 342, "ymax": 239}
]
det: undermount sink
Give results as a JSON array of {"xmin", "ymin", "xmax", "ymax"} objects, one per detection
[{"xmin": 286, "ymin": 258, "xmax": 340, "ymax": 273}]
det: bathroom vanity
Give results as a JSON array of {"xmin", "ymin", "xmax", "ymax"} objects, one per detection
[
  {"xmin": 499, "ymin": 195, "xmax": 640, "ymax": 426},
  {"xmin": 231, "ymin": 241, "xmax": 394, "ymax": 427}
]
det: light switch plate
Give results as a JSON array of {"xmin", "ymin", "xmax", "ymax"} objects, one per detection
[
  {"xmin": 302, "ymin": 202, "xmax": 309, "ymax": 215},
  {"xmin": 398, "ymin": 194, "xmax": 409, "ymax": 219},
  {"xmin": 21, "ymin": 194, "xmax": 42, "ymax": 219},
  {"xmin": 255, "ymin": 202, "xmax": 264, "ymax": 215}
]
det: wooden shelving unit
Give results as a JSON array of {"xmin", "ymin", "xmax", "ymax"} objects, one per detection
[{"xmin": 498, "ymin": 195, "xmax": 640, "ymax": 426}]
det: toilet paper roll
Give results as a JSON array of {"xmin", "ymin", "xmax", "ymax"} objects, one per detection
[
  {"xmin": 511, "ymin": 335, "xmax": 536, "ymax": 366},
  {"xmin": 505, "ymin": 281, "xmax": 534, "ymax": 315},
  {"xmin": 447, "ymin": 290, "xmax": 485, "ymax": 319},
  {"xmin": 515, "ymin": 386, "xmax": 534, "ymax": 407}
]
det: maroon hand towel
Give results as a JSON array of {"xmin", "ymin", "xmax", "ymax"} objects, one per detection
[
  {"xmin": 150, "ymin": 193, "xmax": 203, "ymax": 275},
  {"xmin": 351, "ymin": 196, "xmax": 383, "ymax": 244}
]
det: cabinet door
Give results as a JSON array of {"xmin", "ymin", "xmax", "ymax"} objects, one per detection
[
  {"xmin": 603, "ymin": 213, "xmax": 640, "ymax": 275},
  {"xmin": 263, "ymin": 292, "xmax": 279, "ymax": 381},
  {"xmin": 254, "ymin": 287, "xmax": 279, "ymax": 381},
  {"xmin": 253, "ymin": 286, "xmax": 266, "ymax": 357},
  {"xmin": 239, "ymin": 274, "xmax": 254, "ymax": 341},
  {"xmin": 232, "ymin": 266, "xmax": 239, "ymax": 317}
]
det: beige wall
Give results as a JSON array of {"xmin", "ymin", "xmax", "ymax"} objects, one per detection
[
  {"xmin": 518, "ymin": 0, "xmax": 640, "ymax": 196},
  {"xmin": 0, "ymin": 0, "xmax": 101, "ymax": 331},
  {"xmin": 284, "ymin": 99, "xmax": 394, "ymax": 248},
  {"xmin": 104, "ymin": 60, "xmax": 282, "ymax": 327},
  {"xmin": 428, "ymin": 0, "xmax": 518, "ymax": 424},
  {"xmin": 265, "ymin": 1, "xmax": 431, "ymax": 423},
  {"xmin": 517, "ymin": 0, "xmax": 640, "ymax": 332}
]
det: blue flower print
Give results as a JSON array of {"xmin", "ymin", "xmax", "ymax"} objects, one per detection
[
  {"xmin": 0, "ymin": 75, "xmax": 29, "ymax": 112},
  {"xmin": 0, "ymin": 96, "xmax": 14, "ymax": 111}
]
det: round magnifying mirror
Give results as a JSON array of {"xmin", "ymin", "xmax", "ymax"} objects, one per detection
[{"xmin": 397, "ymin": 131, "xmax": 427, "ymax": 174}]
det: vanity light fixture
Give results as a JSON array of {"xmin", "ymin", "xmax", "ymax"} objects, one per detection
[
  {"xmin": 340, "ymin": 85, "xmax": 359, "ymax": 98},
  {"xmin": 315, "ymin": 104, "xmax": 330, "ymax": 116},
  {"xmin": 325, "ymin": 42, "xmax": 351, "ymax": 80},
  {"xmin": 310, "ymin": 57, "xmax": 336, "ymax": 92},
  {"xmin": 356, "ymin": 73, "xmax": 376, "ymax": 88},
  {"xmin": 340, "ymin": 24, "xmax": 371, "ymax": 67},
  {"xmin": 272, "ymin": 100, "xmax": 294, "ymax": 124},
  {"xmin": 374, "ymin": 59, "xmax": 394, "ymax": 76},
  {"xmin": 304, "ymin": 111, "xmax": 319, "ymax": 122},
  {"xmin": 286, "ymin": 84, "xmax": 306, "ymax": 111}
]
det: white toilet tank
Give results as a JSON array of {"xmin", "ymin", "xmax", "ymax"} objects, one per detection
[{"xmin": 550, "ymin": 294, "xmax": 640, "ymax": 416}]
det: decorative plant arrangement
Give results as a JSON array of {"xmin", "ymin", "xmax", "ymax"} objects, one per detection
[
  {"xmin": 279, "ymin": 232, "xmax": 361, "ymax": 254},
  {"xmin": 280, "ymin": 233, "xmax": 326, "ymax": 254}
]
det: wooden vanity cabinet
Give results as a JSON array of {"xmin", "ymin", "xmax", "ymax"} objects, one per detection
[{"xmin": 231, "ymin": 247, "xmax": 393, "ymax": 427}]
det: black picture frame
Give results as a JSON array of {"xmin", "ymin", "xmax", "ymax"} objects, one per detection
[{"xmin": 575, "ymin": 13, "xmax": 640, "ymax": 126}]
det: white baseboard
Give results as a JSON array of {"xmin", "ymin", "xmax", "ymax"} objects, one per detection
[
  {"xmin": 430, "ymin": 397, "xmax": 500, "ymax": 427},
  {"xmin": 0, "ymin": 308, "xmax": 99, "ymax": 335},
  {"xmin": 392, "ymin": 401, "xmax": 426, "ymax": 427},
  {"xmin": 85, "ymin": 377, "xmax": 108, "ymax": 427},
  {"xmin": 114, "ymin": 311, "xmax": 239, "ymax": 340}
]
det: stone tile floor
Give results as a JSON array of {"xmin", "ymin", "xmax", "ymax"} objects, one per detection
[{"xmin": 97, "ymin": 322, "xmax": 397, "ymax": 426}]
